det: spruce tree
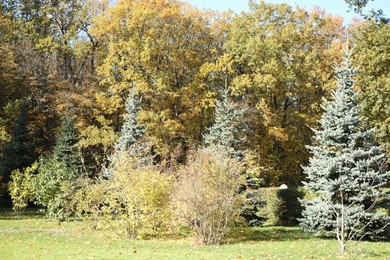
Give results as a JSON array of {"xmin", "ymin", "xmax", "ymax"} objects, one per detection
[
  {"xmin": 300, "ymin": 51, "xmax": 390, "ymax": 253},
  {"xmin": 1, "ymin": 100, "xmax": 35, "ymax": 183},
  {"xmin": 104, "ymin": 91, "xmax": 147, "ymax": 178},
  {"xmin": 114, "ymin": 91, "xmax": 146, "ymax": 152},
  {"xmin": 34, "ymin": 112, "xmax": 81, "ymax": 220},
  {"xmin": 204, "ymin": 89, "xmax": 245, "ymax": 156},
  {"xmin": 203, "ymin": 89, "xmax": 264, "ymax": 225},
  {"xmin": 53, "ymin": 112, "xmax": 80, "ymax": 173}
]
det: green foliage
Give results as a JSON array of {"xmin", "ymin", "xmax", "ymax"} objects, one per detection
[
  {"xmin": 354, "ymin": 21, "xmax": 390, "ymax": 157},
  {"xmin": 173, "ymin": 145, "xmax": 244, "ymax": 245},
  {"xmin": 276, "ymin": 189, "xmax": 304, "ymax": 226},
  {"xmin": 76, "ymin": 152, "xmax": 172, "ymax": 238},
  {"xmin": 8, "ymin": 162, "xmax": 37, "ymax": 216},
  {"xmin": 53, "ymin": 113, "xmax": 81, "ymax": 171},
  {"xmin": 257, "ymin": 187, "xmax": 303, "ymax": 226},
  {"xmin": 300, "ymin": 51, "xmax": 390, "ymax": 253},
  {"xmin": 344, "ymin": 0, "xmax": 371, "ymax": 13},
  {"xmin": 0, "ymin": 100, "xmax": 35, "ymax": 183},
  {"xmin": 104, "ymin": 91, "xmax": 150, "ymax": 178},
  {"xmin": 344, "ymin": 0, "xmax": 387, "ymax": 21},
  {"xmin": 34, "ymin": 156, "xmax": 77, "ymax": 220},
  {"xmin": 204, "ymin": 89, "xmax": 245, "ymax": 153},
  {"xmin": 240, "ymin": 187, "xmax": 263, "ymax": 226},
  {"xmin": 32, "ymin": 113, "xmax": 82, "ymax": 220},
  {"xmin": 114, "ymin": 91, "xmax": 146, "ymax": 152}
]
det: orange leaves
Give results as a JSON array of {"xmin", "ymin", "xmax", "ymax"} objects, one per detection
[{"xmin": 92, "ymin": 0, "xmax": 217, "ymax": 162}]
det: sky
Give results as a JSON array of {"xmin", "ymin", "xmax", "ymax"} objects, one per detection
[{"xmin": 184, "ymin": 0, "xmax": 390, "ymax": 25}]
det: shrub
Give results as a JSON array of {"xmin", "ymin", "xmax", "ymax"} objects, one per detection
[
  {"xmin": 8, "ymin": 162, "xmax": 37, "ymax": 216},
  {"xmin": 173, "ymin": 145, "xmax": 243, "ymax": 245},
  {"xmin": 257, "ymin": 187, "xmax": 303, "ymax": 226},
  {"xmin": 34, "ymin": 156, "xmax": 77, "ymax": 220},
  {"xmin": 76, "ymin": 151, "xmax": 172, "ymax": 239}
]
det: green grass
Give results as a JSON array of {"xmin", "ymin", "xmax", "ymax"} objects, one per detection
[{"xmin": 0, "ymin": 209, "xmax": 389, "ymax": 259}]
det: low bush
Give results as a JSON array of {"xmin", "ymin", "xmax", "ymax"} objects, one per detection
[
  {"xmin": 34, "ymin": 156, "xmax": 78, "ymax": 221},
  {"xmin": 8, "ymin": 162, "xmax": 37, "ymax": 216},
  {"xmin": 75, "ymin": 151, "xmax": 173, "ymax": 239},
  {"xmin": 173, "ymin": 145, "xmax": 243, "ymax": 245}
]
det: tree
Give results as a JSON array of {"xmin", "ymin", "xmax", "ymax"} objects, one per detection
[
  {"xmin": 114, "ymin": 91, "xmax": 146, "ymax": 152},
  {"xmin": 34, "ymin": 156, "xmax": 76, "ymax": 220},
  {"xmin": 203, "ymin": 89, "xmax": 245, "ymax": 157},
  {"xmin": 1, "ymin": 100, "xmax": 35, "ymax": 183},
  {"xmin": 8, "ymin": 162, "xmax": 38, "ymax": 216},
  {"xmin": 34, "ymin": 113, "xmax": 81, "ymax": 220},
  {"xmin": 344, "ymin": 0, "xmax": 387, "ymax": 21},
  {"xmin": 93, "ymin": 0, "xmax": 216, "ymax": 164},
  {"xmin": 81, "ymin": 162, "xmax": 172, "ymax": 238},
  {"xmin": 53, "ymin": 112, "xmax": 81, "ymax": 172},
  {"xmin": 224, "ymin": 0, "xmax": 344, "ymax": 186},
  {"xmin": 353, "ymin": 21, "xmax": 390, "ymax": 157},
  {"xmin": 104, "ymin": 91, "xmax": 148, "ymax": 178},
  {"xmin": 300, "ymin": 51, "xmax": 390, "ymax": 254},
  {"xmin": 345, "ymin": 0, "xmax": 373, "ymax": 13}
]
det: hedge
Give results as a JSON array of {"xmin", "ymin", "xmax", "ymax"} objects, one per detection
[{"xmin": 257, "ymin": 187, "xmax": 304, "ymax": 226}]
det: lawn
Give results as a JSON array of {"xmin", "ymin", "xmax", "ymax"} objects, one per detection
[{"xmin": 0, "ymin": 209, "xmax": 389, "ymax": 259}]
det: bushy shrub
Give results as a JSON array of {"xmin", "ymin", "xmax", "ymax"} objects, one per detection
[
  {"xmin": 76, "ymin": 151, "xmax": 172, "ymax": 239},
  {"xmin": 8, "ymin": 162, "xmax": 37, "ymax": 216},
  {"xmin": 173, "ymin": 145, "xmax": 243, "ymax": 245},
  {"xmin": 34, "ymin": 156, "xmax": 78, "ymax": 220},
  {"xmin": 257, "ymin": 187, "xmax": 303, "ymax": 226}
]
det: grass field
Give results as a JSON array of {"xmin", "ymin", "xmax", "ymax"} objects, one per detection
[{"xmin": 0, "ymin": 209, "xmax": 389, "ymax": 259}]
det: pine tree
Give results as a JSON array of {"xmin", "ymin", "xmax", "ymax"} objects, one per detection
[
  {"xmin": 53, "ymin": 113, "xmax": 80, "ymax": 173},
  {"xmin": 1, "ymin": 100, "xmax": 35, "ymax": 183},
  {"xmin": 204, "ymin": 89, "xmax": 245, "ymax": 156},
  {"xmin": 300, "ymin": 51, "xmax": 390, "ymax": 254}
]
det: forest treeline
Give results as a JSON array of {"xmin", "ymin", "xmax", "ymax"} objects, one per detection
[{"xmin": 0, "ymin": 0, "xmax": 389, "ymax": 188}]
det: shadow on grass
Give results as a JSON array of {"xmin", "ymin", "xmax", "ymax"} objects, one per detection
[
  {"xmin": 225, "ymin": 226, "xmax": 312, "ymax": 244},
  {"xmin": 0, "ymin": 207, "xmax": 44, "ymax": 220},
  {"xmin": 140, "ymin": 226, "xmax": 191, "ymax": 241}
]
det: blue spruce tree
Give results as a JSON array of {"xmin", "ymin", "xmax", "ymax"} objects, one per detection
[
  {"xmin": 104, "ymin": 91, "xmax": 147, "ymax": 178},
  {"xmin": 300, "ymin": 51, "xmax": 389, "ymax": 253},
  {"xmin": 203, "ymin": 89, "xmax": 264, "ymax": 225},
  {"xmin": 114, "ymin": 92, "xmax": 146, "ymax": 152},
  {"xmin": 204, "ymin": 89, "xmax": 245, "ymax": 157}
]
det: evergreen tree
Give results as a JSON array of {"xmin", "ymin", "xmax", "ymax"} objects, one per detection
[
  {"xmin": 114, "ymin": 91, "xmax": 146, "ymax": 152},
  {"xmin": 203, "ymin": 89, "xmax": 265, "ymax": 225},
  {"xmin": 0, "ymin": 100, "xmax": 35, "ymax": 183},
  {"xmin": 300, "ymin": 51, "xmax": 390, "ymax": 253},
  {"xmin": 204, "ymin": 89, "xmax": 245, "ymax": 156},
  {"xmin": 53, "ymin": 112, "xmax": 80, "ymax": 173},
  {"xmin": 104, "ymin": 91, "xmax": 147, "ymax": 178},
  {"xmin": 34, "ymin": 112, "xmax": 81, "ymax": 220}
]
